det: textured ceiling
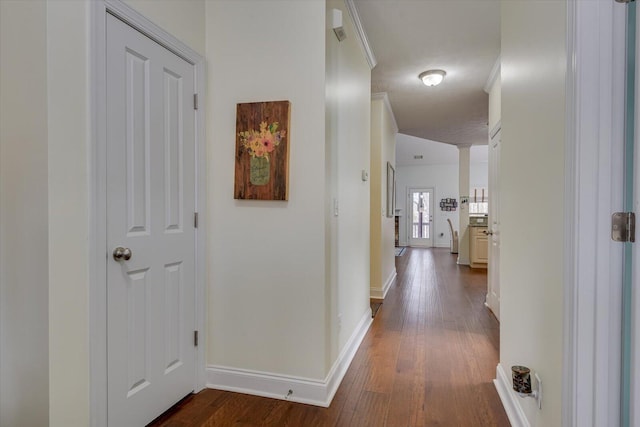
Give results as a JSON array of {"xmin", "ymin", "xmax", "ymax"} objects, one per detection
[{"xmin": 353, "ymin": 0, "xmax": 500, "ymax": 147}]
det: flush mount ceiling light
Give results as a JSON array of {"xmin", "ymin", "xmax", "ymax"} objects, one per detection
[{"xmin": 419, "ymin": 69, "xmax": 446, "ymax": 87}]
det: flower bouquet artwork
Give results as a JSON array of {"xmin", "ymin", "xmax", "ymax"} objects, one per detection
[{"xmin": 234, "ymin": 101, "xmax": 290, "ymax": 200}]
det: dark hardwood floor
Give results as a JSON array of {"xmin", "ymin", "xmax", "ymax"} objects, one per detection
[{"xmin": 149, "ymin": 248, "xmax": 509, "ymax": 427}]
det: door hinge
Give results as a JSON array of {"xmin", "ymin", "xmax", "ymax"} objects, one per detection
[
  {"xmin": 194, "ymin": 330, "xmax": 199, "ymax": 347},
  {"xmin": 194, "ymin": 212, "xmax": 198, "ymax": 228},
  {"xmin": 612, "ymin": 212, "xmax": 635, "ymax": 242},
  {"xmin": 193, "ymin": 93, "xmax": 198, "ymax": 110}
]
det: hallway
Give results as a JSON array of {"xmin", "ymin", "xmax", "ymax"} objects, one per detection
[{"xmin": 150, "ymin": 248, "xmax": 509, "ymax": 426}]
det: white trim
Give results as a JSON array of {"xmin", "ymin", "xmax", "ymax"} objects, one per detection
[
  {"xmin": 102, "ymin": 0, "xmax": 201, "ymax": 62},
  {"xmin": 563, "ymin": 2, "xmax": 577, "ymax": 426},
  {"xmin": 494, "ymin": 364, "xmax": 529, "ymax": 427},
  {"xmin": 483, "ymin": 56, "xmax": 501, "ymax": 94},
  {"xmin": 563, "ymin": 1, "xmax": 626, "ymax": 426},
  {"xmin": 207, "ymin": 309, "xmax": 372, "ymax": 407},
  {"xmin": 191, "ymin": 18, "xmax": 208, "ymax": 399},
  {"xmin": 206, "ymin": 366, "xmax": 335, "ymax": 407},
  {"xmin": 344, "ymin": 0, "xmax": 377, "ymax": 69},
  {"xmin": 406, "ymin": 187, "xmax": 436, "ymax": 248},
  {"xmin": 370, "ymin": 269, "xmax": 396, "ymax": 300},
  {"xmin": 323, "ymin": 308, "xmax": 372, "ymax": 405},
  {"xmin": 633, "ymin": 5, "xmax": 640, "ymax": 424},
  {"xmin": 490, "ymin": 121, "xmax": 502, "ymax": 141},
  {"xmin": 372, "ymin": 92, "xmax": 399, "ymax": 134},
  {"xmin": 89, "ymin": 3, "xmax": 109, "ymax": 425},
  {"xmin": 89, "ymin": 1, "xmax": 207, "ymax": 426},
  {"xmin": 632, "ymin": 4, "xmax": 640, "ymax": 421}
]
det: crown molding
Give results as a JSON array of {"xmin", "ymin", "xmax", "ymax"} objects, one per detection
[
  {"xmin": 344, "ymin": 0, "xmax": 377, "ymax": 69},
  {"xmin": 372, "ymin": 92, "xmax": 398, "ymax": 133}
]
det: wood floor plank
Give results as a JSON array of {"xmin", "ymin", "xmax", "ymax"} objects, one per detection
[
  {"xmin": 149, "ymin": 248, "xmax": 510, "ymax": 427},
  {"xmin": 345, "ymin": 391, "xmax": 389, "ymax": 427}
]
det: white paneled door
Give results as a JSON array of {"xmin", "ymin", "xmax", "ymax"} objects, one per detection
[{"xmin": 106, "ymin": 14, "xmax": 197, "ymax": 426}]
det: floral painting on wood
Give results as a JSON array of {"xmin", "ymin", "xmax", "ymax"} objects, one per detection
[{"xmin": 234, "ymin": 100, "xmax": 290, "ymax": 200}]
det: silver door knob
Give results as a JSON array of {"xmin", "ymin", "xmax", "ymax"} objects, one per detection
[{"xmin": 113, "ymin": 247, "xmax": 132, "ymax": 261}]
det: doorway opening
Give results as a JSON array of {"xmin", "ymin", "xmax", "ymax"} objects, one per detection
[{"xmin": 408, "ymin": 188, "xmax": 434, "ymax": 247}]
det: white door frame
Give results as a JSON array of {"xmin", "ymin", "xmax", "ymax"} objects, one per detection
[
  {"xmin": 633, "ymin": 4, "xmax": 640, "ymax": 420},
  {"xmin": 89, "ymin": 1, "xmax": 207, "ymax": 426},
  {"xmin": 564, "ymin": 1, "xmax": 626, "ymax": 426},
  {"xmin": 487, "ymin": 123, "xmax": 500, "ymax": 321}
]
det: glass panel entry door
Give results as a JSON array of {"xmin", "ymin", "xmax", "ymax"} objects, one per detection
[{"xmin": 408, "ymin": 188, "xmax": 434, "ymax": 247}]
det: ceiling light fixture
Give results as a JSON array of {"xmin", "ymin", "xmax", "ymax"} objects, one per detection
[{"xmin": 419, "ymin": 69, "xmax": 446, "ymax": 87}]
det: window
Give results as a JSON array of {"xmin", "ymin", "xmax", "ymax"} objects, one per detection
[
  {"xmin": 469, "ymin": 202, "xmax": 488, "ymax": 215},
  {"xmin": 470, "ymin": 187, "xmax": 488, "ymax": 215}
]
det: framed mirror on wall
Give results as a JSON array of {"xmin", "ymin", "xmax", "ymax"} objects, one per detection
[{"xmin": 387, "ymin": 162, "xmax": 395, "ymax": 218}]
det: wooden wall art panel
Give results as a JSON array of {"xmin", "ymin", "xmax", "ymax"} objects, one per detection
[{"xmin": 234, "ymin": 100, "xmax": 290, "ymax": 200}]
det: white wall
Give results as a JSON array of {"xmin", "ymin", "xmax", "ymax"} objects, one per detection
[
  {"xmin": 470, "ymin": 145, "xmax": 489, "ymax": 201},
  {"xmin": 471, "ymin": 164, "xmax": 489, "ymax": 191},
  {"xmin": 0, "ymin": 1, "xmax": 49, "ymax": 426},
  {"xmin": 327, "ymin": 0, "xmax": 372, "ymax": 354},
  {"xmin": 206, "ymin": 0, "xmax": 328, "ymax": 380},
  {"xmin": 369, "ymin": 94, "xmax": 397, "ymax": 299},
  {"xmin": 501, "ymin": 1, "xmax": 566, "ymax": 425}
]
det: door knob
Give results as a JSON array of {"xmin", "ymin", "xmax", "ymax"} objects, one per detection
[{"xmin": 113, "ymin": 247, "xmax": 132, "ymax": 261}]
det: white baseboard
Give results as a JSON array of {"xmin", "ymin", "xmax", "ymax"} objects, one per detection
[
  {"xmin": 494, "ymin": 363, "xmax": 529, "ymax": 427},
  {"xmin": 370, "ymin": 268, "xmax": 396, "ymax": 299},
  {"xmin": 324, "ymin": 308, "xmax": 373, "ymax": 404},
  {"xmin": 457, "ymin": 255, "xmax": 470, "ymax": 265},
  {"xmin": 206, "ymin": 309, "xmax": 373, "ymax": 407}
]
